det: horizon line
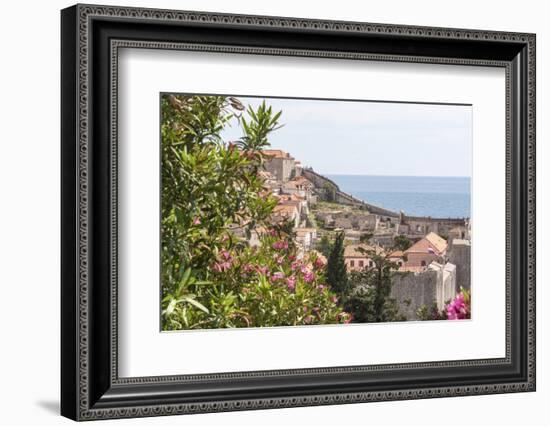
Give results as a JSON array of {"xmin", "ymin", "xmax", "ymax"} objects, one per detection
[{"xmin": 317, "ymin": 173, "xmax": 471, "ymax": 178}]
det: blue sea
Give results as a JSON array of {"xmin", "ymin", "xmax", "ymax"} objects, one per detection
[{"xmin": 326, "ymin": 175, "xmax": 471, "ymax": 218}]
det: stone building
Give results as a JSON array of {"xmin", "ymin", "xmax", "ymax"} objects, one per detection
[
  {"xmin": 428, "ymin": 261, "xmax": 457, "ymax": 309},
  {"xmin": 343, "ymin": 244, "xmax": 384, "ymax": 271},
  {"xmin": 390, "ymin": 261, "xmax": 457, "ymax": 320},
  {"xmin": 295, "ymin": 227, "xmax": 317, "ymax": 254},
  {"xmin": 448, "ymin": 226, "xmax": 469, "ymax": 243},
  {"xmin": 402, "ymin": 232, "xmax": 447, "ymax": 270},
  {"xmin": 282, "ymin": 176, "xmax": 315, "ymax": 202},
  {"xmin": 334, "ymin": 217, "xmax": 353, "ymax": 230},
  {"xmin": 370, "ymin": 232, "xmax": 396, "ymax": 249},
  {"xmin": 262, "ymin": 149, "xmax": 296, "ymax": 182},
  {"xmin": 447, "ymin": 238, "xmax": 471, "ymax": 291},
  {"xmin": 272, "ymin": 203, "xmax": 300, "ymax": 228}
]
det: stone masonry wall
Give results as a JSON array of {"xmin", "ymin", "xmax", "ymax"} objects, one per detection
[
  {"xmin": 390, "ymin": 270, "xmax": 438, "ymax": 320},
  {"xmin": 448, "ymin": 241, "xmax": 471, "ymax": 291}
]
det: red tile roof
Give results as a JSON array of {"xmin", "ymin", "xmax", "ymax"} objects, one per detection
[
  {"xmin": 262, "ymin": 149, "xmax": 294, "ymax": 159},
  {"xmin": 405, "ymin": 232, "xmax": 447, "ymax": 255}
]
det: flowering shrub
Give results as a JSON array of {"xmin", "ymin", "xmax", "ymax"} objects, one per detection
[
  {"xmin": 416, "ymin": 287, "xmax": 471, "ymax": 321},
  {"xmin": 160, "ymin": 95, "xmax": 349, "ymax": 330},
  {"xmin": 162, "ymin": 227, "xmax": 349, "ymax": 330},
  {"xmin": 446, "ymin": 287, "xmax": 471, "ymax": 320}
]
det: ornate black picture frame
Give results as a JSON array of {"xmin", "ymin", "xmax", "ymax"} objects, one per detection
[{"xmin": 61, "ymin": 4, "xmax": 536, "ymax": 421}]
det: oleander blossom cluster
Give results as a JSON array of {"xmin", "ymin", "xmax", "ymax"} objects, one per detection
[
  {"xmin": 205, "ymin": 226, "xmax": 352, "ymax": 326},
  {"xmin": 446, "ymin": 288, "xmax": 471, "ymax": 320}
]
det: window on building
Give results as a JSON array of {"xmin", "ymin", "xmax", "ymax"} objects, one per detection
[
  {"xmin": 369, "ymin": 260, "xmax": 373, "ymax": 267},
  {"xmin": 359, "ymin": 260, "xmax": 364, "ymax": 268},
  {"xmin": 350, "ymin": 260, "xmax": 355, "ymax": 267},
  {"xmin": 421, "ymin": 260, "xmax": 426, "ymax": 267}
]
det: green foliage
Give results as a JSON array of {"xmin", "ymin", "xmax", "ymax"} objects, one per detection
[
  {"xmin": 161, "ymin": 95, "xmax": 278, "ymax": 294},
  {"xmin": 326, "ymin": 232, "xmax": 349, "ymax": 295},
  {"xmin": 161, "ymin": 266, "xmax": 215, "ymax": 330},
  {"xmin": 160, "ymin": 95, "xmax": 349, "ymax": 330},
  {"xmin": 344, "ymin": 248, "xmax": 405, "ymax": 322},
  {"xmin": 316, "ymin": 234, "xmax": 332, "ymax": 258},
  {"xmin": 322, "ymin": 181, "xmax": 337, "ymax": 202},
  {"xmin": 359, "ymin": 233, "xmax": 373, "ymax": 244},
  {"xmin": 393, "ymin": 235, "xmax": 412, "ymax": 251},
  {"xmin": 416, "ymin": 302, "xmax": 447, "ymax": 321},
  {"xmin": 344, "ymin": 282, "xmax": 405, "ymax": 323}
]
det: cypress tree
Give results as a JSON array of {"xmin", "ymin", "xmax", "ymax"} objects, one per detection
[{"xmin": 326, "ymin": 232, "xmax": 348, "ymax": 295}]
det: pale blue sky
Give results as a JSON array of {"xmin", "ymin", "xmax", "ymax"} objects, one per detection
[{"xmin": 220, "ymin": 96, "xmax": 472, "ymax": 177}]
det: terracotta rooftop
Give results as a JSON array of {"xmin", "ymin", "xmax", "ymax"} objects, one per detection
[
  {"xmin": 405, "ymin": 232, "xmax": 447, "ymax": 255},
  {"xmin": 284, "ymin": 177, "xmax": 314, "ymax": 189},
  {"xmin": 262, "ymin": 149, "xmax": 294, "ymax": 159},
  {"xmin": 344, "ymin": 244, "xmax": 383, "ymax": 258},
  {"xmin": 389, "ymin": 250, "xmax": 404, "ymax": 258},
  {"xmin": 273, "ymin": 204, "xmax": 298, "ymax": 216},
  {"xmin": 425, "ymin": 232, "xmax": 448, "ymax": 253},
  {"xmin": 281, "ymin": 202, "xmax": 302, "ymax": 212},
  {"xmin": 278, "ymin": 193, "xmax": 306, "ymax": 202},
  {"xmin": 293, "ymin": 175, "xmax": 313, "ymax": 184},
  {"xmin": 258, "ymin": 170, "xmax": 275, "ymax": 180}
]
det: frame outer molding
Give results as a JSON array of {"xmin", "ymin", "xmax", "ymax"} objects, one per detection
[{"xmin": 61, "ymin": 3, "xmax": 536, "ymax": 421}]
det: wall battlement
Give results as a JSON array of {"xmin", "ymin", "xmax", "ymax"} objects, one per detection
[
  {"xmin": 302, "ymin": 168, "xmax": 399, "ymax": 216},
  {"xmin": 302, "ymin": 168, "xmax": 468, "ymax": 223}
]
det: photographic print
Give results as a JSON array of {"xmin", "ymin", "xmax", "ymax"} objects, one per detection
[
  {"xmin": 160, "ymin": 94, "xmax": 472, "ymax": 331},
  {"xmin": 61, "ymin": 7, "xmax": 536, "ymax": 418}
]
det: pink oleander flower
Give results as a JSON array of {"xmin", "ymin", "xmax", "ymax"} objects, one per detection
[
  {"xmin": 286, "ymin": 276, "xmax": 296, "ymax": 291},
  {"xmin": 446, "ymin": 292, "xmax": 470, "ymax": 320},
  {"xmin": 288, "ymin": 255, "xmax": 296, "ymax": 262},
  {"xmin": 303, "ymin": 271, "xmax": 315, "ymax": 283},
  {"xmin": 211, "ymin": 261, "xmax": 231, "ymax": 273},
  {"xmin": 192, "ymin": 217, "xmax": 201, "ymax": 225},
  {"xmin": 317, "ymin": 284, "xmax": 325, "ymax": 291},
  {"xmin": 256, "ymin": 265, "xmax": 269, "ymax": 276},
  {"xmin": 291, "ymin": 260, "xmax": 302, "ymax": 271},
  {"xmin": 304, "ymin": 315, "xmax": 314, "ymax": 324},
  {"xmin": 242, "ymin": 263, "xmax": 256, "ymax": 273},
  {"xmin": 270, "ymin": 271, "xmax": 285, "ymax": 283},
  {"xmin": 314, "ymin": 257, "xmax": 326, "ymax": 269},
  {"xmin": 219, "ymin": 249, "xmax": 232, "ymax": 261},
  {"xmin": 331, "ymin": 296, "xmax": 338, "ymax": 304},
  {"xmin": 268, "ymin": 228, "xmax": 278, "ymax": 237},
  {"xmin": 272, "ymin": 240, "xmax": 289, "ymax": 250}
]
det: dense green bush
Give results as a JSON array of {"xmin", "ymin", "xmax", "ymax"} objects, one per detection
[{"xmin": 344, "ymin": 248, "xmax": 405, "ymax": 323}]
